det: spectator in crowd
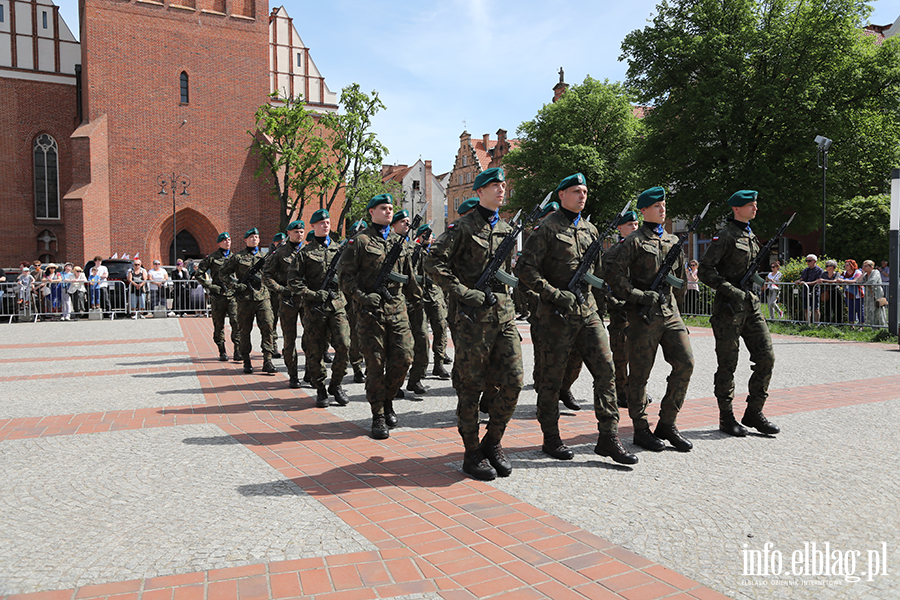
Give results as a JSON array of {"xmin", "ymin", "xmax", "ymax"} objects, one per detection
[
  {"xmin": 685, "ymin": 259, "xmax": 700, "ymax": 314},
  {"xmin": 127, "ymin": 259, "xmax": 148, "ymax": 318},
  {"xmin": 60, "ymin": 263, "xmax": 75, "ymax": 321},
  {"xmin": 171, "ymin": 259, "xmax": 191, "ymax": 316},
  {"xmin": 799, "ymin": 254, "xmax": 824, "ymax": 322},
  {"xmin": 0, "ymin": 266, "xmax": 6, "ymax": 314},
  {"xmin": 41, "ymin": 264, "xmax": 62, "ymax": 317},
  {"xmin": 147, "ymin": 260, "xmax": 171, "ymax": 315},
  {"xmin": 837, "ymin": 259, "xmax": 864, "ymax": 325},
  {"xmin": 31, "ymin": 260, "xmax": 43, "ymax": 281},
  {"xmin": 88, "ymin": 267, "xmax": 102, "ymax": 309},
  {"xmin": 18, "ymin": 266, "xmax": 35, "ymax": 315},
  {"xmin": 765, "ymin": 261, "xmax": 784, "ymax": 319},
  {"xmin": 92, "ymin": 256, "xmax": 110, "ymax": 317},
  {"xmin": 815, "ymin": 259, "xmax": 842, "ymax": 324},
  {"xmin": 879, "ymin": 259, "xmax": 890, "ymax": 296},
  {"xmin": 69, "ymin": 266, "xmax": 87, "ymax": 318},
  {"xmin": 861, "ymin": 260, "xmax": 887, "ymax": 327}
]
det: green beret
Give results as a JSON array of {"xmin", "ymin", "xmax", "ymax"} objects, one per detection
[
  {"xmin": 306, "ymin": 230, "xmax": 316, "ymax": 241},
  {"xmin": 244, "ymin": 227, "xmax": 259, "ymax": 239},
  {"xmin": 391, "ymin": 209, "xmax": 409, "ymax": 225},
  {"xmin": 539, "ymin": 201, "xmax": 560, "ymax": 220},
  {"xmin": 310, "ymin": 209, "xmax": 330, "ymax": 224},
  {"xmin": 473, "ymin": 167, "xmax": 505, "ymax": 191},
  {"xmin": 367, "ymin": 193, "xmax": 393, "ymax": 210},
  {"xmin": 217, "ymin": 232, "xmax": 230, "ymax": 243},
  {"xmin": 458, "ymin": 197, "xmax": 479, "ymax": 215},
  {"xmin": 287, "ymin": 220, "xmax": 304, "ymax": 231},
  {"xmin": 728, "ymin": 190, "xmax": 758, "ymax": 207},
  {"xmin": 272, "ymin": 232, "xmax": 286, "ymax": 243},
  {"xmin": 617, "ymin": 210, "xmax": 639, "ymax": 225},
  {"xmin": 416, "ymin": 223, "xmax": 432, "ymax": 237},
  {"xmin": 636, "ymin": 186, "xmax": 665, "ymax": 210},
  {"xmin": 555, "ymin": 173, "xmax": 586, "ymax": 193},
  {"xmin": 351, "ymin": 220, "xmax": 366, "ymax": 231}
]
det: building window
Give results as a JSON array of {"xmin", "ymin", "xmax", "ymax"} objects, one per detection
[
  {"xmin": 462, "ymin": 155, "xmax": 467, "ymax": 166},
  {"xmin": 34, "ymin": 134, "xmax": 60, "ymax": 220},
  {"xmin": 412, "ymin": 180, "xmax": 420, "ymax": 190},
  {"xmin": 42, "ymin": 10, "xmax": 48, "ymax": 28},
  {"xmin": 296, "ymin": 52, "xmax": 302, "ymax": 68},
  {"xmin": 466, "ymin": 173, "xmax": 472, "ymax": 184},
  {"xmin": 180, "ymin": 71, "xmax": 189, "ymax": 104},
  {"xmin": 454, "ymin": 198, "xmax": 460, "ymax": 211},
  {"xmin": 1, "ymin": 5, "xmax": 6, "ymax": 23}
]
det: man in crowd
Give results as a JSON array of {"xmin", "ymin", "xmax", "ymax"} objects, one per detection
[{"xmin": 263, "ymin": 221, "xmax": 305, "ymax": 388}]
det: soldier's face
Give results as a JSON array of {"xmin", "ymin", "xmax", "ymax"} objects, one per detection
[
  {"xmin": 477, "ymin": 181, "xmax": 506, "ymax": 212},
  {"xmin": 733, "ymin": 201, "xmax": 758, "ymax": 222},
  {"xmin": 246, "ymin": 234, "xmax": 260, "ymax": 247},
  {"xmin": 640, "ymin": 200, "xmax": 666, "ymax": 223},
  {"xmin": 558, "ymin": 185, "xmax": 587, "ymax": 213},
  {"xmin": 314, "ymin": 219, "xmax": 331, "ymax": 237},
  {"xmin": 287, "ymin": 228, "xmax": 304, "ymax": 243},
  {"xmin": 392, "ymin": 218, "xmax": 410, "ymax": 236},
  {"xmin": 370, "ymin": 204, "xmax": 393, "ymax": 226},
  {"xmin": 617, "ymin": 221, "xmax": 638, "ymax": 237},
  {"xmin": 219, "ymin": 238, "xmax": 231, "ymax": 250}
]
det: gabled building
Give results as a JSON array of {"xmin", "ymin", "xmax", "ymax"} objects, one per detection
[
  {"xmin": 445, "ymin": 129, "xmax": 515, "ymax": 222},
  {"xmin": 381, "ymin": 159, "xmax": 446, "ymax": 238}
]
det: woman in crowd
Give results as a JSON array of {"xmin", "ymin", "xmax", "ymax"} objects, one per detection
[
  {"xmin": 837, "ymin": 259, "xmax": 864, "ymax": 325},
  {"xmin": 685, "ymin": 259, "xmax": 700, "ymax": 314},
  {"xmin": 60, "ymin": 263, "xmax": 75, "ymax": 321},
  {"xmin": 765, "ymin": 261, "xmax": 784, "ymax": 319},
  {"xmin": 68, "ymin": 266, "xmax": 87, "ymax": 318},
  {"xmin": 41, "ymin": 264, "xmax": 63, "ymax": 318},
  {"xmin": 815, "ymin": 260, "xmax": 842, "ymax": 324},
  {"xmin": 171, "ymin": 259, "xmax": 191, "ymax": 316},
  {"xmin": 127, "ymin": 259, "xmax": 148, "ymax": 318},
  {"xmin": 861, "ymin": 260, "xmax": 887, "ymax": 327},
  {"xmin": 147, "ymin": 260, "xmax": 170, "ymax": 314}
]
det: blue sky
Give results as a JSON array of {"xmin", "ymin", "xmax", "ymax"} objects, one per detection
[{"xmin": 55, "ymin": 0, "xmax": 899, "ymax": 175}]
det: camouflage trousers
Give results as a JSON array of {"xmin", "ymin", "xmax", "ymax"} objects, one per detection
[
  {"xmin": 236, "ymin": 298, "xmax": 275, "ymax": 359},
  {"xmin": 271, "ymin": 302, "xmax": 280, "ymax": 354},
  {"xmin": 346, "ymin": 301, "xmax": 364, "ymax": 371},
  {"xmin": 625, "ymin": 309, "xmax": 694, "ymax": 429},
  {"xmin": 710, "ymin": 305, "xmax": 774, "ymax": 414},
  {"xmin": 210, "ymin": 294, "xmax": 240, "ymax": 350},
  {"xmin": 529, "ymin": 315, "xmax": 582, "ymax": 391},
  {"xmin": 302, "ymin": 304, "xmax": 350, "ymax": 388},
  {"xmin": 357, "ymin": 303, "xmax": 413, "ymax": 414},
  {"xmin": 607, "ymin": 309, "xmax": 630, "ymax": 401},
  {"xmin": 408, "ymin": 303, "xmax": 430, "ymax": 382},
  {"xmin": 455, "ymin": 315, "xmax": 523, "ymax": 451},
  {"xmin": 534, "ymin": 309, "xmax": 619, "ymax": 436},
  {"xmin": 277, "ymin": 301, "xmax": 302, "ymax": 379},
  {"xmin": 424, "ymin": 298, "xmax": 448, "ymax": 363}
]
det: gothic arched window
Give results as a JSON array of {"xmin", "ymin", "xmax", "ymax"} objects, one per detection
[
  {"xmin": 180, "ymin": 71, "xmax": 189, "ymax": 104},
  {"xmin": 34, "ymin": 134, "xmax": 59, "ymax": 220}
]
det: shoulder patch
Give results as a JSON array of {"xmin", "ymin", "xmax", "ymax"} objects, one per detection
[
  {"xmin": 533, "ymin": 225, "xmax": 540, "ymax": 231},
  {"xmin": 448, "ymin": 223, "xmax": 455, "ymax": 229},
  {"xmin": 348, "ymin": 239, "xmax": 354, "ymax": 244},
  {"xmin": 618, "ymin": 238, "xmax": 625, "ymax": 244},
  {"xmin": 712, "ymin": 236, "xmax": 719, "ymax": 241}
]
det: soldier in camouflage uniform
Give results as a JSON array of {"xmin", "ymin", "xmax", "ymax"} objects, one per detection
[
  {"xmin": 445, "ymin": 197, "xmax": 479, "ymax": 390},
  {"xmin": 426, "ymin": 168, "xmax": 524, "ymax": 481},
  {"xmin": 415, "ymin": 224, "xmax": 451, "ymax": 380},
  {"xmin": 519, "ymin": 173, "xmax": 637, "ymax": 465},
  {"xmin": 698, "ymin": 190, "xmax": 779, "ymax": 437},
  {"xmin": 263, "ymin": 220, "xmax": 305, "ymax": 388},
  {"xmin": 268, "ymin": 232, "xmax": 287, "ymax": 358},
  {"xmin": 339, "ymin": 194, "xmax": 421, "ymax": 440},
  {"xmin": 344, "ymin": 220, "xmax": 367, "ymax": 384},
  {"xmin": 221, "ymin": 228, "xmax": 276, "ymax": 375},
  {"xmin": 289, "ymin": 209, "xmax": 350, "ymax": 408},
  {"xmin": 606, "ymin": 187, "xmax": 695, "ymax": 453},
  {"xmin": 194, "ymin": 232, "xmax": 241, "ymax": 362}
]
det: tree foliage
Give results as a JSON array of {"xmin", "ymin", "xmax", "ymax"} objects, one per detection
[
  {"xmin": 341, "ymin": 169, "xmax": 403, "ymax": 229},
  {"xmin": 502, "ymin": 77, "xmax": 644, "ymax": 221},
  {"xmin": 827, "ymin": 193, "xmax": 890, "ymax": 263},
  {"xmin": 620, "ymin": 0, "xmax": 900, "ymax": 236},
  {"xmin": 251, "ymin": 92, "xmax": 336, "ymax": 231}
]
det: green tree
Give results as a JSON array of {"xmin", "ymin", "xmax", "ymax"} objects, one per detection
[
  {"xmin": 620, "ymin": 0, "xmax": 900, "ymax": 236},
  {"xmin": 827, "ymin": 194, "xmax": 890, "ymax": 262},
  {"xmin": 501, "ymin": 77, "xmax": 644, "ymax": 220},
  {"xmin": 250, "ymin": 92, "xmax": 337, "ymax": 231},
  {"xmin": 320, "ymin": 84, "xmax": 389, "ymax": 237}
]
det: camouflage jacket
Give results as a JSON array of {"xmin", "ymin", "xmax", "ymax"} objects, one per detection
[
  {"xmin": 220, "ymin": 247, "xmax": 270, "ymax": 302},
  {"xmin": 598, "ymin": 239, "xmax": 629, "ymax": 314},
  {"xmin": 339, "ymin": 224, "xmax": 421, "ymax": 316},
  {"xmin": 263, "ymin": 241, "xmax": 302, "ymax": 302},
  {"xmin": 606, "ymin": 223, "xmax": 685, "ymax": 318},
  {"xmin": 698, "ymin": 219, "xmax": 762, "ymax": 312},
  {"xmin": 518, "ymin": 211, "xmax": 602, "ymax": 319},
  {"xmin": 288, "ymin": 236, "xmax": 347, "ymax": 313},
  {"xmin": 193, "ymin": 248, "xmax": 235, "ymax": 298},
  {"xmin": 412, "ymin": 242, "xmax": 443, "ymax": 305},
  {"xmin": 425, "ymin": 209, "xmax": 515, "ymax": 324}
]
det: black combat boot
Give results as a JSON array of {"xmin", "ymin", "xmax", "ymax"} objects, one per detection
[
  {"xmin": 443, "ymin": 355, "xmax": 452, "ymax": 365},
  {"xmin": 407, "ymin": 380, "xmax": 427, "ymax": 395},
  {"xmin": 719, "ymin": 412, "xmax": 748, "ymax": 437},
  {"xmin": 289, "ymin": 376, "xmax": 301, "ymax": 389},
  {"xmin": 541, "ymin": 435, "xmax": 575, "ymax": 460},
  {"xmin": 315, "ymin": 384, "xmax": 328, "ymax": 408},
  {"xmin": 272, "ymin": 348, "xmax": 282, "ymax": 359},
  {"xmin": 594, "ymin": 433, "xmax": 639, "ymax": 464},
  {"xmin": 395, "ymin": 388, "xmax": 405, "ymax": 399},
  {"xmin": 262, "ymin": 356, "xmax": 277, "ymax": 374},
  {"xmin": 303, "ymin": 371, "xmax": 311, "ymax": 384},
  {"xmin": 217, "ymin": 343, "xmax": 227, "ymax": 362},
  {"xmin": 741, "ymin": 409, "xmax": 780, "ymax": 435},
  {"xmin": 480, "ymin": 435, "xmax": 512, "ymax": 477},
  {"xmin": 371, "ymin": 414, "xmax": 389, "ymax": 440},
  {"xmin": 633, "ymin": 427, "xmax": 665, "ymax": 451},
  {"xmin": 233, "ymin": 349, "xmax": 243, "ymax": 362},
  {"xmin": 654, "ymin": 422, "xmax": 693, "ymax": 452},
  {"xmin": 462, "ymin": 449, "xmax": 496, "ymax": 481},
  {"xmin": 243, "ymin": 359, "xmax": 253, "ymax": 374},
  {"xmin": 432, "ymin": 362, "xmax": 450, "ymax": 379},
  {"xmin": 384, "ymin": 399, "xmax": 398, "ymax": 427},
  {"xmin": 353, "ymin": 366, "xmax": 366, "ymax": 383},
  {"xmin": 328, "ymin": 380, "xmax": 349, "ymax": 406},
  {"xmin": 324, "ymin": 352, "xmax": 333, "ymax": 364},
  {"xmin": 559, "ymin": 388, "xmax": 580, "ymax": 411}
]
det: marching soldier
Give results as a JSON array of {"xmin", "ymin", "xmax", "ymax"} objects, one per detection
[
  {"xmin": 263, "ymin": 220, "xmax": 305, "ymax": 388},
  {"xmin": 221, "ymin": 228, "xmax": 276, "ymax": 375},
  {"xmin": 344, "ymin": 220, "xmax": 367, "ymax": 384},
  {"xmin": 391, "ymin": 210, "xmax": 430, "ymax": 396},
  {"xmin": 518, "ymin": 173, "xmax": 636, "ymax": 464},
  {"xmin": 415, "ymin": 223, "xmax": 451, "ymax": 381},
  {"xmin": 340, "ymin": 194, "xmax": 421, "ymax": 439},
  {"xmin": 426, "ymin": 168, "xmax": 524, "ymax": 481},
  {"xmin": 606, "ymin": 187, "xmax": 695, "ymax": 452},
  {"xmin": 289, "ymin": 209, "xmax": 350, "ymax": 407},
  {"xmin": 699, "ymin": 190, "xmax": 779, "ymax": 436},
  {"xmin": 194, "ymin": 232, "xmax": 241, "ymax": 362},
  {"xmin": 446, "ymin": 196, "xmax": 479, "ymax": 390},
  {"xmin": 268, "ymin": 232, "xmax": 287, "ymax": 358}
]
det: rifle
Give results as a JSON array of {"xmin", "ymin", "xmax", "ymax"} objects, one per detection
[
  {"xmin": 459, "ymin": 192, "xmax": 553, "ymax": 322},
  {"xmin": 738, "ymin": 213, "xmax": 796, "ymax": 290},
  {"xmin": 368, "ymin": 204, "xmax": 427, "ymax": 304},
  {"xmin": 319, "ymin": 221, "xmax": 365, "ymax": 298},
  {"xmin": 566, "ymin": 200, "xmax": 632, "ymax": 305},
  {"xmin": 411, "ymin": 220, "xmax": 434, "ymax": 271},
  {"xmin": 638, "ymin": 202, "xmax": 711, "ymax": 324},
  {"xmin": 238, "ymin": 251, "xmax": 267, "ymax": 292}
]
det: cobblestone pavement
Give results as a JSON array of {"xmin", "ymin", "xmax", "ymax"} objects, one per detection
[{"xmin": 0, "ymin": 317, "xmax": 897, "ymax": 600}]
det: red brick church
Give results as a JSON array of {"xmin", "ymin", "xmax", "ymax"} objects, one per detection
[{"xmin": 0, "ymin": 0, "xmax": 337, "ymax": 267}]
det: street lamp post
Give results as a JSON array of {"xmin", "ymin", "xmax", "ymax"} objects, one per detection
[
  {"xmin": 814, "ymin": 135, "xmax": 832, "ymax": 256},
  {"xmin": 157, "ymin": 173, "xmax": 191, "ymax": 263}
]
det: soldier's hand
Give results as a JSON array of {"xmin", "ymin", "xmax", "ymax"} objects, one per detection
[
  {"xmin": 208, "ymin": 284, "xmax": 222, "ymax": 296},
  {"xmin": 638, "ymin": 290, "xmax": 660, "ymax": 306},
  {"xmin": 314, "ymin": 289, "xmax": 331, "ymax": 303},
  {"xmin": 233, "ymin": 283, "xmax": 248, "ymax": 294},
  {"xmin": 459, "ymin": 287, "xmax": 486, "ymax": 307},
  {"xmin": 722, "ymin": 284, "xmax": 746, "ymax": 303},
  {"xmin": 359, "ymin": 292, "xmax": 381, "ymax": 308},
  {"xmin": 551, "ymin": 289, "xmax": 577, "ymax": 311},
  {"xmin": 281, "ymin": 289, "xmax": 293, "ymax": 301}
]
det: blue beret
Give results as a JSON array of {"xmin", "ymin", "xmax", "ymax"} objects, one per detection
[
  {"xmin": 416, "ymin": 223, "xmax": 432, "ymax": 237},
  {"xmin": 272, "ymin": 232, "xmax": 286, "ymax": 243},
  {"xmin": 617, "ymin": 210, "xmax": 639, "ymax": 225},
  {"xmin": 287, "ymin": 220, "xmax": 304, "ymax": 231},
  {"xmin": 636, "ymin": 186, "xmax": 665, "ymax": 210},
  {"xmin": 728, "ymin": 190, "xmax": 758, "ymax": 207},
  {"xmin": 367, "ymin": 194, "xmax": 393, "ymax": 210},
  {"xmin": 310, "ymin": 209, "xmax": 330, "ymax": 224},
  {"xmin": 473, "ymin": 167, "xmax": 505, "ymax": 191},
  {"xmin": 217, "ymin": 232, "xmax": 230, "ymax": 243},
  {"xmin": 391, "ymin": 209, "xmax": 410, "ymax": 225},
  {"xmin": 458, "ymin": 197, "xmax": 479, "ymax": 215},
  {"xmin": 555, "ymin": 173, "xmax": 586, "ymax": 193},
  {"xmin": 244, "ymin": 227, "xmax": 259, "ymax": 239},
  {"xmin": 539, "ymin": 201, "xmax": 560, "ymax": 220}
]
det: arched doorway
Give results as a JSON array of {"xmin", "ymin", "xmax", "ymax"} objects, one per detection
[{"xmin": 169, "ymin": 230, "xmax": 202, "ymax": 264}]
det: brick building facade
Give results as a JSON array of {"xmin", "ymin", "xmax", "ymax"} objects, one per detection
[{"xmin": 445, "ymin": 129, "xmax": 514, "ymax": 223}]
